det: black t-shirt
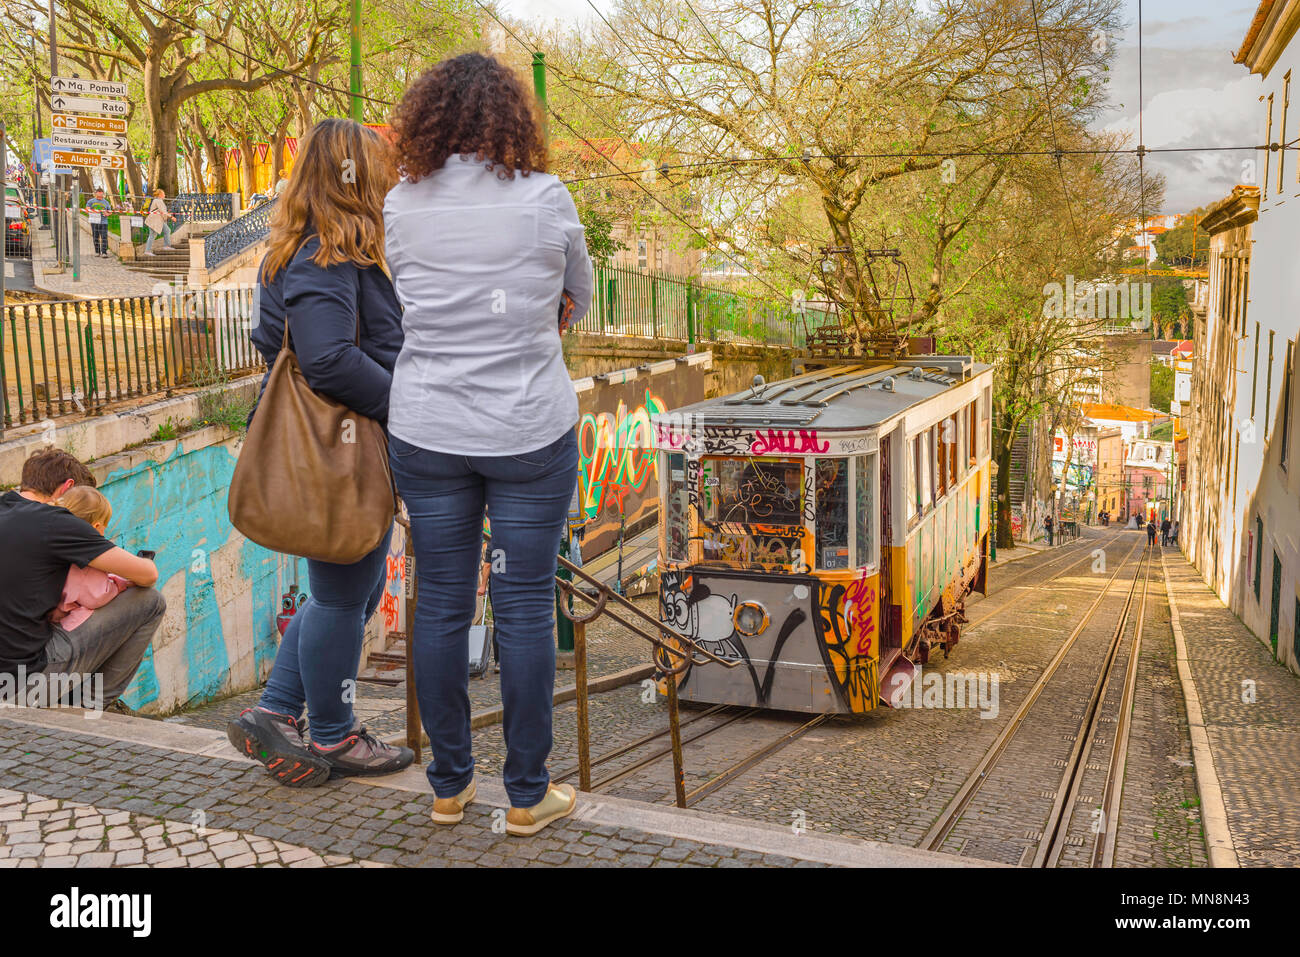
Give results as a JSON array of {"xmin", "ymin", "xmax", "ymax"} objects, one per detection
[{"xmin": 0, "ymin": 490, "xmax": 116, "ymax": 674}]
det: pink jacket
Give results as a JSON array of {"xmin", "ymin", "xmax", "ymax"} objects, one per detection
[{"xmin": 51, "ymin": 565, "xmax": 128, "ymax": 631}]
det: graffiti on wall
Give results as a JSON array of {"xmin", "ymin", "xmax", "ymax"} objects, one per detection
[
  {"xmin": 577, "ymin": 362, "xmax": 706, "ymax": 557},
  {"xmin": 577, "ymin": 389, "xmax": 664, "ymax": 531}
]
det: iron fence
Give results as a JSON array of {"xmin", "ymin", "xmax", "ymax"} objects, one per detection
[
  {"xmin": 581, "ymin": 264, "xmax": 814, "ymax": 347},
  {"xmin": 205, "ymin": 198, "xmax": 277, "ymax": 271},
  {"xmin": 1, "ymin": 286, "xmax": 261, "ymax": 430}
]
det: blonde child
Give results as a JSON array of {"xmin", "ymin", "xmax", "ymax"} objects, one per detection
[{"xmin": 50, "ymin": 486, "xmax": 128, "ymax": 630}]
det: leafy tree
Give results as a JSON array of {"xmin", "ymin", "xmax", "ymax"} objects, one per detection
[
  {"xmin": 1150, "ymin": 361, "xmax": 1173, "ymax": 413},
  {"xmin": 1154, "ymin": 209, "xmax": 1210, "ymax": 268}
]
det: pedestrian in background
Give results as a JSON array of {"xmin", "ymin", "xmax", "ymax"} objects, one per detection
[
  {"xmin": 1161, "ymin": 517, "xmax": 1171, "ymax": 546},
  {"xmin": 1043, "ymin": 513, "xmax": 1054, "ymax": 546},
  {"xmin": 1146, "ymin": 518, "xmax": 1157, "ymax": 546},
  {"xmin": 385, "ymin": 52, "xmax": 593, "ymax": 836},
  {"xmin": 226, "ymin": 118, "xmax": 412, "ymax": 788},
  {"xmin": 84, "ymin": 187, "xmax": 111, "ymax": 258},
  {"xmin": 141, "ymin": 189, "xmax": 174, "ymax": 256}
]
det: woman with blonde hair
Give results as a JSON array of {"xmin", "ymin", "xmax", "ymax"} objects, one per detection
[
  {"xmin": 385, "ymin": 53, "xmax": 592, "ymax": 835},
  {"xmin": 141, "ymin": 188, "xmax": 174, "ymax": 256},
  {"xmin": 226, "ymin": 117, "xmax": 412, "ymax": 788}
]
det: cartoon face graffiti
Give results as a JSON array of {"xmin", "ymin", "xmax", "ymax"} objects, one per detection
[{"xmin": 661, "ymin": 574, "xmax": 740, "ymax": 660}]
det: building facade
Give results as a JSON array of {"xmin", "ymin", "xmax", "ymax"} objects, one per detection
[{"xmin": 1181, "ymin": 0, "xmax": 1299, "ymax": 672}]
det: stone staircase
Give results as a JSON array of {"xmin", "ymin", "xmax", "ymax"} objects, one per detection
[{"xmin": 121, "ymin": 237, "xmax": 193, "ymax": 283}]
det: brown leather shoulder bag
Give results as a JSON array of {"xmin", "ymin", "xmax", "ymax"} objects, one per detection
[{"xmin": 228, "ymin": 296, "xmax": 395, "ymax": 564}]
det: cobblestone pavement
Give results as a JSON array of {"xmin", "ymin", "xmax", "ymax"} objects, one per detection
[
  {"xmin": 2, "ymin": 713, "xmax": 937, "ymax": 866},
  {"xmin": 175, "ymin": 605, "xmax": 654, "ymax": 739},
  {"xmin": 30, "ymin": 220, "xmax": 161, "ymax": 299},
  {"xmin": 1164, "ymin": 553, "xmax": 1300, "ymax": 867},
  {"xmin": 0, "ymin": 788, "xmax": 369, "ymax": 868}
]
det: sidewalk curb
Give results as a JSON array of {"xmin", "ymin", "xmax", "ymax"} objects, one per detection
[{"xmin": 1158, "ymin": 549, "xmax": 1239, "ymax": 868}]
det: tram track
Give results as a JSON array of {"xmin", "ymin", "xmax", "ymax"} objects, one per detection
[
  {"xmin": 963, "ymin": 528, "xmax": 1128, "ymax": 632},
  {"xmin": 554, "ymin": 695, "xmax": 830, "ymax": 808},
  {"xmin": 919, "ymin": 536, "xmax": 1149, "ymax": 862}
]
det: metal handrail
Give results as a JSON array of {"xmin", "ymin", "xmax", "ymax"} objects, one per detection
[{"xmin": 553, "ymin": 554, "xmax": 740, "ymax": 807}]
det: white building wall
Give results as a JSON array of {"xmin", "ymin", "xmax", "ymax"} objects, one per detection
[{"xmin": 1233, "ymin": 39, "xmax": 1300, "ymax": 671}]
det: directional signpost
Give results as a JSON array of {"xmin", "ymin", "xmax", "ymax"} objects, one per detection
[
  {"xmin": 47, "ymin": 75, "xmax": 133, "ymax": 277},
  {"xmin": 53, "ymin": 150, "xmax": 126, "ymax": 170},
  {"xmin": 48, "ymin": 93, "xmax": 129, "ymax": 117},
  {"xmin": 52, "ymin": 131, "xmax": 129, "ymax": 153},
  {"xmin": 51, "ymin": 112, "xmax": 127, "ymax": 135}
]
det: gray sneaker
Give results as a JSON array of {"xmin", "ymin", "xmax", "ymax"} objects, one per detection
[
  {"xmin": 309, "ymin": 720, "xmax": 414, "ymax": 778},
  {"xmin": 227, "ymin": 707, "xmax": 332, "ymax": 787}
]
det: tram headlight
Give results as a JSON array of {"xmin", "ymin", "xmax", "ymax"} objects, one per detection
[{"xmin": 733, "ymin": 601, "xmax": 769, "ymax": 637}]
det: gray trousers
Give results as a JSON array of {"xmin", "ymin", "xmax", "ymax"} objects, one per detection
[{"xmin": 38, "ymin": 586, "xmax": 166, "ymax": 707}]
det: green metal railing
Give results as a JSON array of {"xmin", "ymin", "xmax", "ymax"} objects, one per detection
[
  {"xmin": 2, "ymin": 287, "xmax": 260, "ymax": 429},
  {"xmin": 580, "ymin": 265, "xmax": 814, "ymax": 347}
]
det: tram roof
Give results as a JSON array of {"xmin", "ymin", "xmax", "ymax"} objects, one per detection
[{"xmin": 664, "ymin": 356, "xmax": 992, "ymax": 431}]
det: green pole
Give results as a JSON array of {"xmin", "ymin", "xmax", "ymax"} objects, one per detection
[
  {"xmin": 686, "ymin": 281, "xmax": 697, "ymax": 353},
  {"xmin": 349, "ymin": 0, "xmax": 363, "ymax": 122},
  {"xmin": 532, "ymin": 52, "xmax": 548, "ymax": 118}
]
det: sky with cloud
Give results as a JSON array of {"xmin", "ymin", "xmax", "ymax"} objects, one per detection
[{"xmin": 499, "ymin": 0, "xmax": 1265, "ymax": 213}]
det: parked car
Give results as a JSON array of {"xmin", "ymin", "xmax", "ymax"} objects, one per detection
[
  {"xmin": 4, "ymin": 181, "xmax": 32, "ymax": 219},
  {"xmin": 5, "ymin": 201, "xmax": 32, "ymax": 256}
]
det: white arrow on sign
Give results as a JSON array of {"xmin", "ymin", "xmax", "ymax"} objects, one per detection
[
  {"xmin": 51, "ymin": 75, "xmax": 129, "ymax": 98},
  {"xmin": 51, "ymin": 112, "xmax": 128, "ymax": 135},
  {"xmin": 52, "ymin": 130, "xmax": 128, "ymax": 153},
  {"xmin": 48, "ymin": 94, "xmax": 129, "ymax": 117},
  {"xmin": 52, "ymin": 149, "xmax": 126, "ymax": 171}
]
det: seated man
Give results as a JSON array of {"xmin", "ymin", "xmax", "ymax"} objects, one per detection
[{"xmin": 0, "ymin": 449, "xmax": 164, "ymax": 711}]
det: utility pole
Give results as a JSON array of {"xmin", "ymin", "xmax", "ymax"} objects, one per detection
[
  {"xmin": 48, "ymin": 0, "xmax": 65, "ymax": 266},
  {"xmin": 349, "ymin": 0, "xmax": 363, "ymax": 122}
]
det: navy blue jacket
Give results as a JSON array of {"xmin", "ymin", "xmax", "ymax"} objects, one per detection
[{"xmin": 252, "ymin": 236, "xmax": 404, "ymax": 424}]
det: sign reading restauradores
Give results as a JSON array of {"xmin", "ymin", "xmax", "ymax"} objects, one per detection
[
  {"xmin": 51, "ymin": 75, "xmax": 129, "ymax": 98},
  {"xmin": 52, "ymin": 131, "xmax": 128, "ymax": 153}
]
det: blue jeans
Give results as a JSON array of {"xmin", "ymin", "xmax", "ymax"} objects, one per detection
[
  {"xmin": 390, "ymin": 430, "xmax": 577, "ymax": 808},
  {"xmin": 257, "ymin": 526, "xmax": 393, "ymax": 746}
]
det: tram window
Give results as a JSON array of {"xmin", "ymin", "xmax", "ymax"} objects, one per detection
[
  {"xmin": 947, "ymin": 417, "xmax": 958, "ymax": 487},
  {"xmin": 908, "ymin": 437, "xmax": 919, "ymax": 525},
  {"xmin": 854, "ymin": 453, "xmax": 877, "ymax": 567},
  {"xmin": 968, "ymin": 402, "xmax": 978, "ymax": 466},
  {"xmin": 936, "ymin": 424, "xmax": 948, "ymax": 497},
  {"xmin": 815, "ymin": 459, "xmax": 850, "ymax": 569},
  {"xmin": 663, "ymin": 451, "xmax": 689, "ymax": 563},
  {"xmin": 708, "ymin": 459, "xmax": 803, "ymax": 526},
  {"xmin": 918, "ymin": 432, "xmax": 933, "ymax": 509}
]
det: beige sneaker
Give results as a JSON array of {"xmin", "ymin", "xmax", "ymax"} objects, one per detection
[
  {"xmin": 506, "ymin": 783, "xmax": 577, "ymax": 836},
  {"xmin": 430, "ymin": 780, "xmax": 476, "ymax": 825}
]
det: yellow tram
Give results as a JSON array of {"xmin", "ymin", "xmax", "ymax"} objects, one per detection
[{"xmin": 652, "ymin": 356, "xmax": 994, "ymax": 713}]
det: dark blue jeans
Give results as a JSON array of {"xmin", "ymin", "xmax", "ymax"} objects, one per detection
[
  {"xmin": 390, "ymin": 430, "xmax": 577, "ymax": 808},
  {"xmin": 258, "ymin": 526, "xmax": 393, "ymax": 747}
]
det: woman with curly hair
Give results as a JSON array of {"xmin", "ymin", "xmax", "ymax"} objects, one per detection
[
  {"xmin": 385, "ymin": 53, "xmax": 592, "ymax": 835},
  {"xmin": 226, "ymin": 118, "xmax": 414, "ymax": 787}
]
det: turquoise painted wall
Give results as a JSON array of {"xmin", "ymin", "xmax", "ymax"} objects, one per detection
[{"xmin": 98, "ymin": 437, "xmax": 303, "ymax": 713}]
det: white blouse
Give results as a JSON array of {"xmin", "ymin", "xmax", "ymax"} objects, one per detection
[{"xmin": 384, "ymin": 154, "xmax": 593, "ymax": 457}]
